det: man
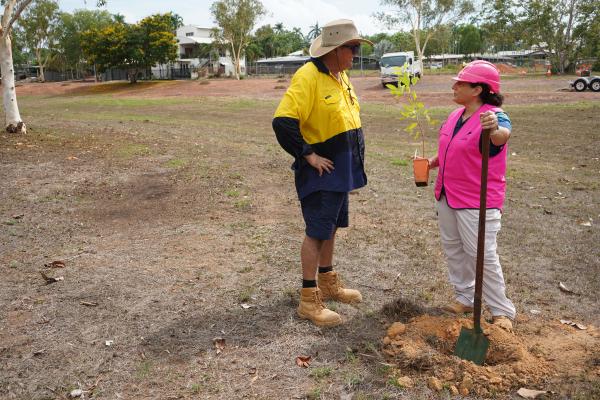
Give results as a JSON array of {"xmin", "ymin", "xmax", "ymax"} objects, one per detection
[{"xmin": 272, "ymin": 19, "xmax": 372, "ymax": 327}]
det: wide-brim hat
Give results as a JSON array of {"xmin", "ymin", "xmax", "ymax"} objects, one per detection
[{"xmin": 309, "ymin": 19, "xmax": 373, "ymax": 58}]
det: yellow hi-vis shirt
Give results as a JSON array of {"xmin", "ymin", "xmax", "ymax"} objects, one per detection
[{"xmin": 274, "ymin": 61, "xmax": 362, "ymax": 144}]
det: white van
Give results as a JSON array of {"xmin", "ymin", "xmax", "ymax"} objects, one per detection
[{"xmin": 380, "ymin": 51, "xmax": 422, "ymax": 88}]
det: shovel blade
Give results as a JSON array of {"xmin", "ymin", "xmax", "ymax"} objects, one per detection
[{"xmin": 454, "ymin": 326, "xmax": 489, "ymax": 365}]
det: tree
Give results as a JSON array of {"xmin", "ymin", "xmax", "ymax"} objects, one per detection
[
  {"xmin": 1, "ymin": 0, "xmax": 35, "ymax": 133},
  {"xmin": 573, "ymin": 1, "xmax": 600, "ymax": 69},
  {"xmin": 424, "ymin": 24, "xmax": 452, "ymax": 55},
  {"xmin": 456, "ymin": 24, "xmax": 482, "ymax": 56},
  {"xmin": 210, "ymin": 0, "xmax": 266, "ymax": 79},
  {"xmin": 479, "ymin": 0, "xmax": 522, "ymax": 52},
  {"xmin": 82, "ymin": 13, "xmax": 177, "ymax": 83},
  {"xmin": 54, "ymin": 9, "xmax": 115, "ymax": 79},
  {"xmin": 169, "ymin": 12, "xmax": 183, "ymax": 31},
  {"xmin": 373, "ymin": 39, "xmax": 394, "ymax": 58},
  {"xmin": 389, "ymin": 31, "xmax": 415, "ymax": 52},
  {"xmin": 139, "ymin": 13, "xmax": 179, "ymax": 74},
  {"xmin": 306, "ymin": 21, "xmax": 321, "ymax": 41},
  {"xmin": 19, "ymin": 0, "xmax": 60, "ymax": 82},
  {"xmin": 376, "ymin": 0, "xmax": 474, "ymax": 73},
  {"xmin": 522, "ymin": 0, "xmax": 588, "ymax": 73},
  {"xmin": 1, "ymin": 0, "xmax": 106, "ymax": 134}
]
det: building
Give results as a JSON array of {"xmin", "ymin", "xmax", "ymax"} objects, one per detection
[
  {"xmin": 152, "ymin": 24, "xmax": 245, "ymax": 79},
  {"xmin": 252, "ymin": 51, "xmax": 310, "ymax": 75},
  {"xmin": 251, "ymin": 50, "xmax": 378, "ymax": 75}
]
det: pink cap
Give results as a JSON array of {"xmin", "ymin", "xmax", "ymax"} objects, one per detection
[{"xmin": 453, "ymin": 60, "xmax": 501, "ymax": 93}]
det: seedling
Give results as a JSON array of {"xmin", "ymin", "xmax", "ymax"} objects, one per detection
[
  {"xmin": 387, "ymin": 64, "xmax": 438, "ymax": 186},
  {"xmin": 386, "ymin": 64, "xmax": 438, "ymax": 159}
]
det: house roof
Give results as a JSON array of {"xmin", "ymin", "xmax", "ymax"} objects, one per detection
[{"xmin": 256, "ymin": 55, "xmax": 310, "ymax": 64}]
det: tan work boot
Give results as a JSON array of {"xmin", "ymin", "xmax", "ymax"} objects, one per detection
[
  {"xmin": 297, "ymin": 287, "xmax": 342, "ymax": 327},
  {"xmin": 492, "ymin": 316, "xmax": 513, "ymax": 332},
  {"xmin": 318, "ymin": 271, "xmax": 363, "ymax": 304},
  {"xmin": 442, "ymin": 300, "xmax": 474, "ymax": 314}
]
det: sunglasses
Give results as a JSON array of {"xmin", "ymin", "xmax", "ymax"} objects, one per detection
[{"xmin": 342, "ymin": 44, "xmax": 361, "ymax": 56}]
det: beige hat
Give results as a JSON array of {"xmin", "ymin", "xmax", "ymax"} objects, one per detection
[{"xmin": 309, "ymin": 19, "xmax": 373, "ymax": 58}]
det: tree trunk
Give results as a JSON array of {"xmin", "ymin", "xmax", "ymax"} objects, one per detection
[
  {"xmin": 231, "ymin": 42, "xmax": 239, "ymax": 80},
  {"xmin": 129, "ymin": 68, "xmax": 138, "ymax": 83},
  {"xmin": 35, "ymin": 47, "xmax": 45, "ymax": 82},
  {"xmin": 0, "ymin": 32, "xmax": 26, "ymax": 134}
]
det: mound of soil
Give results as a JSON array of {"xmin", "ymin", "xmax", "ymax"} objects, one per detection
[
  {"xmin": 382, "ymin": 314, "xmax": 600, "ymax": 396},
  {"xmin": 496, "ymin": 63, "xmax": 527, "ymax": 75}
]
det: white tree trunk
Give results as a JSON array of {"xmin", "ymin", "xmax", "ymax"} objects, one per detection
[
  {"xmin": 35, "ymin": 47, "xmax": 45, "ymax": 82},
  {"xmin": 0, "ymin": 32, "xmax": 26, "ymax": 133},
  {"xmin": 231, "ymin": 42, "xmax": 239, "ymax": 80}
]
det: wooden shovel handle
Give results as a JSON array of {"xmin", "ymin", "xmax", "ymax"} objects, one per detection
[{"xmin": 474, "ymin": 128, "xmax": 492, "ymax": 331}]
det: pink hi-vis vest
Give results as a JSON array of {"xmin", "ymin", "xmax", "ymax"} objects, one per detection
[{"xmin": 434, "ymin": 104, "xmax": 508, "ymax": 210}]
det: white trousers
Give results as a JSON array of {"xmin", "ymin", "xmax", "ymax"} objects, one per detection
[{"xmin": 436, "ymin": 196, "xmax": 516, "ymax": 319}]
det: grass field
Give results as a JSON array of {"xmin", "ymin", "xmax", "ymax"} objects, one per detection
[{"xmin": 1, "ymin": 81, "xmax": 599, "ymax": 399}]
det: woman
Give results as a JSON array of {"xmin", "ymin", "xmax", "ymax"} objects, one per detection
[{"xmin": 428, "ymin": 60, "xmax": 515, "ymax": 331}]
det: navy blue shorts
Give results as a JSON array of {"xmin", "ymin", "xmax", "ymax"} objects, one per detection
[{"xmin": 300, "ymin": 191, "xmax": 349, "ymax": 240}]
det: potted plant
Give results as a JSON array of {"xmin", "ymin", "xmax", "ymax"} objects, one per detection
[{"xmin": 386, "ymin": 65, "xmax": 437, "ymax": 186}]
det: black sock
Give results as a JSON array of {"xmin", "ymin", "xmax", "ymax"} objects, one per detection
[
  {"xmin": 302, "ymin": 279, "xmax": 317, "ymax": 288},
  {"xmin": 318, "ymin": 266, "xmax": 333, "ymax": 274}
]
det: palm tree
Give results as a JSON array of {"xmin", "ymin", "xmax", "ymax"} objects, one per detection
[
  {"xmin": 274, "ymin": 22, "xmax": 284, "ymax": 34},
  {"xmin": 307, "ymin": 22, "xmax": 321, "ymax": 41}
]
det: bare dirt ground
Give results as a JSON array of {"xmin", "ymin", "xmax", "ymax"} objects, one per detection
[
  {"xmin": 1, "ymin": 75, "xmax": 599, "ymax": 399},
  {"xmin": 15, "ymin": 73, "xmax": 600, "ymax": 106}
]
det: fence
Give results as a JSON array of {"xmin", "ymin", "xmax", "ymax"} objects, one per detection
[{"xmin": 247, "ymin": 60, "xmax": 380, "ymax": 77}]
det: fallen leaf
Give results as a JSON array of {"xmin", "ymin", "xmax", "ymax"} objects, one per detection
[
  {"xmin": 40, "ymin": 271, "xmax": 64, "ymax": 284},
  {"xmin": 579, "ymin": 220, "xmax": 592, "ymax": 227},
  {"xmin": 295, "ymin": 355, "xmax": 311, "ymax": 368},
  {"xmin": 66, "ymin": 156, "xmax": 79, "ymax": 160},
  {"xmin": 240, "ymin": 303, "xmax": 252, "ymax": 309},
  {"xmin": 12, "ymin": 213, "xmax": 24, "ymax": 219},
  {"xmin": 213, "ymin": 337, "xmax": 225, "ymax": 354},
  {"xmin": 45, "ymin": 260, "xmax": 66, "ymax": 268},
  {"xmin": 517, "ymin": 387, "xmax": 549, "ymax": 398},
  {"xmin": 558, "ymin": 282, "xmax": 579, "ymax": 295},
  {"xmin": 560, "ymin": 319, "xmax": 588, "ymax": 330}
]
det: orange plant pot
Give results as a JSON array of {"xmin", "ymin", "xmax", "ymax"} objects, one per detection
[{"xmin": 413, "ymin": 158, "xmax": 430, "ymax": 187}]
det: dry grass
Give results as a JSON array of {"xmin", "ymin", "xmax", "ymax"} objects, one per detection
[{"xmin": 0, "ymin": 81, "xmax": 598, "ymax": 399}]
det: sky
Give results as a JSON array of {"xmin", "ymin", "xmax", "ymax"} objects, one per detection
[{"xmin": 59, "ymin": 0, "xmax": 397, "ymax": 36}]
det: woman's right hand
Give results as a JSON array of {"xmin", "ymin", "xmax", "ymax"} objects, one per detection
[
  {"xmin": 304, "ymin": 153, "xmax": 334, "ymax": 176},
  {"xmin": 427, "ymin": 156, "xmax": 439, "ymax": 169}
]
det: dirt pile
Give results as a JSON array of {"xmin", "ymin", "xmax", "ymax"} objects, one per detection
[
  {"xmin": 382, "ymin": 314, "xmax": 600, "ymax": 397},
  {"xmin": 496, "ymin": 63, "xmax": 527, "ymax": 74}
]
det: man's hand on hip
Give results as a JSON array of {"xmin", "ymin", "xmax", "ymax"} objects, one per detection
[{"xmin": 304, "ymin": 153, "xmax": 334, "ymax": 177}]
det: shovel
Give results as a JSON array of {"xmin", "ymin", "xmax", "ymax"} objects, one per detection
[{"xmin": 453, "ymin": 128, "xmax": 493, "ymax": 365}]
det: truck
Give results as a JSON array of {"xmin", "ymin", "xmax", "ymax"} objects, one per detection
[{"xmin": 380, "ymin": 51, "xmax": 422, "ymax": 88}]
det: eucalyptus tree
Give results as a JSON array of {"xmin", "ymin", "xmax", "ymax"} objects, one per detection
[
  {"xmin": 0, "ymin": 0, "xmax": 106, "ymax": 134},
  {"xmin": 376, "ymin": 0, "xmax": 474, "ymax": 73},
  {"xmin": 20, "ymin": 0, "xmax": 60, "ymax": 83},
  {"xmin": 210, "ymin": 0, "xmax": 266, "ymax": 79}
]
